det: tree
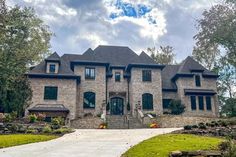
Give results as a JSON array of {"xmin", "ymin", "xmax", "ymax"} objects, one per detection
[
  {"xmin": 193, "ymin": 0, "xmax": 236, "ymax": 68},
  {"xmin": 168, "ymin": 99, "xmax": 185, "ymax": 115},
  {"xmin": 0, "ymin": 1, "xmax": 52, "ymax": 116},
  {"xmin": 148, "ymin": 45, "xmax": 175, "ymax": 65},
  {"xmin": 221, "ymin": 98, "xmax": 236, "ymax": 117},
  {"xmin": 193, "ymin": 0, "xmax": 236, "ymax": 117}
]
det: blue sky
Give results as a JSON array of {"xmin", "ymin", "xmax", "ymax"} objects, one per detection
[{"xmin": 8, "ymin": 0, "xmax": 218, "ymax": 62}]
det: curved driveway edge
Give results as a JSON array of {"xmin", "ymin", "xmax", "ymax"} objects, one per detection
[{"xmin": 0, "ymin": 128, "xmax": 182, "ymax": 157}]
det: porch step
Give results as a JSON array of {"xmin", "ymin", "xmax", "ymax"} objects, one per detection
[{"xmin": 106, "ymin": 115, "xmax": 147, "ymax": 129}]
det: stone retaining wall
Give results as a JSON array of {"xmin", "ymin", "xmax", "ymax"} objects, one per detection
[
  {"xmin": 144, "ymin": 115, "xmax": 220, "ymax": 128},
  {"xmin": 70, "ymin": 117, "xmax": 103, "ymax": 129}
]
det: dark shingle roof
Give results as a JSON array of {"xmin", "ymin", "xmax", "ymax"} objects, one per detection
[
  {"xmin": 161, "ymin": 56, "xmax": 218, "ymax": 90},
  {"xmin": 28, "ymin": 104, "xmax": 69, "ymax": 112},
  {"xmin": 29, "ymin": 52, "xmax": 75, "ymax": 76},
  {"xmin": 177, "ymin": 56, "xmax": 215, "ymax": 75},
  {"xmin": 161, "ymin": 65, "xmax": 180, "ymax": 90}
]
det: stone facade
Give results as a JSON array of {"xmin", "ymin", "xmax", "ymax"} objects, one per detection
[
  {"xmin": 28, "ymin": 78, "xmax": 77, "ymax": 119},
  {"xmin": 74, "ymin": 65, "xmax": 106, "ymax": 117},
  {"xmin": 176, "ymin": 74, "xmax": 219, "ymax": 117},
  {"xmin": 27, "ymin": 47, "xmax": 219, "ymax": 125},
  {"xmin": 130, "ymin": 68, "xmax": 163, "ymax": 115}
]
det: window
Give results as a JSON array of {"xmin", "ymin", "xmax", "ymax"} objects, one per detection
[
  {"xmin": 44, "ymin": 86, "xmax": 58, "ymax": 100},
  {"xmin": 162, "ymin": 99, "xmax": 171, "ymax": 109},
  {"xmin": 190, "ymin": 96, "xmax": 196, "ymax": 110},
  {"xmin": 83, "ymin": 92, "xmax": 96, "ymax": 108},
  {"xmin": 115, "ymin": 72, "xmax": 121, "ymax": 82},
  {"xmin": 49, "ymin": 64, "xmax": 56, "ymax": 73},
  {"xmin": 85, "ymin": 67, "xmax": 95, "ymax": 79},
  {"xmin": 195, "ymin": 75, "xmax": 201, "ymax": 87},
  {"xmin": 198, "ymin": 96, "xmax": 204, "ymax": 110},
  {"xmin": 142, "ymin": 70, "xmax": 152, "ymax": 82},
  {"xmin": 206, "ymin": 96, "xmax": 212, "ymax": 110},
  {"xmin": 142, "ymin": 93, "xmax": 153, "ymax": 110}
]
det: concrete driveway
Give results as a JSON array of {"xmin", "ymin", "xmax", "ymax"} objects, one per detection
[{"xmin": 0, "ymin": 128, "xmax": 181, "ymax": 157}]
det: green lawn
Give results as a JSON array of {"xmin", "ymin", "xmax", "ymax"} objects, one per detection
[
  {"xmin": 122, "ymin": 134, "xmax": 224, "ymax": 157},
  {"xmin": 0, "ymin": 134, "xmax": 58, "ymax": 148}
]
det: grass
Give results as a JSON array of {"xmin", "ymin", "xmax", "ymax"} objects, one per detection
[
  {"xmin": 0, "ymin": 134, "xmax": 58, "ymax": 148},
  {"xmin": 122, "ymin": 134, "xmax": 224, "ymax": 157}
]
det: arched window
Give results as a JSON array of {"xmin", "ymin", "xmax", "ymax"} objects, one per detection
[
  {"xmin": 142, "ymin": 93, "xmax": 153, "ymax": 110},
  {"xmin": 83, "ymin": 92, "xmax": 96, "ymax": 108}
]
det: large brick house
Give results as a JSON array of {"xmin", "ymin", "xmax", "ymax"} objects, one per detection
[{"xmin": 27, "ymin": 45, "xmax": 219, "ymax": 122}]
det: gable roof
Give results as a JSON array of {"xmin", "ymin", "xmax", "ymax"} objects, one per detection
[
  {"xmin": 161, "ymin": 56, "xmax": 218, "ymax": 91},
  {"xmin": 177, "ymin": 56, "xmax": 215, "ymax": 75},
  {"xmin": 63, "ymin": 45, "xmax": 156, "ymax": 66},
  {"xmin": 29, "ymin": 52, "xmax": 75, "ymax": 76}
]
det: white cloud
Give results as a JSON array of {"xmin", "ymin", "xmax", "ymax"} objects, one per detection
[{"xmin": 6, "ymin": 0, "xmax": 220, "ymax": 59}]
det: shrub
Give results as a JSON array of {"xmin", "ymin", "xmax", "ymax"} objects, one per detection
[
  {"xmin": 26, "ymin": 128, "xmax": 38, "ymax": 134},
  {"xmin": 198, "ymin": 123, "xmax": 207, "ymax": 129},
  {"xmin": 220, "ymin": 140, "xmax": 236, "ymax": 157},
  {"xmin": 28, "ymin": 114, "xmax": 37, "ymax": 123},
  {"xmin": 4, "ymin": 113, "xmax": 12, "ymax": 122},
  {"xmin": 218, "ymin": 120, "xmax": 228, "ymax": 127},
  {"xmin": 51, "ymin": 117, "xmax": 64, "ymax": 129},
  {"xmin": 52, "ymin": 128, "xmax": 72, "ymax": 134},
  {"xmin": 192, "ymin": 125, "xmax": 198, "ymax": 129},
  {"xmin": 184, "ymin": 125, "xmax": 192, "ymax": 130},
  {"xmin": 42, "ymin": 125, "xmax": 52, "ymax": 133},
  {"xmin": 37, "ymin": 113, "xmax": 46, "ymax": 121},
  {"xmin": 10, "ymin": 111, "xmax": 17, "ymax": 121},
  {"xmin": 0, "ymin": 113, "xmax": 5, "ymax": 122},
  {"xmin": 168, "ymin": 100, "xmax": 185, "ymax": 115}
]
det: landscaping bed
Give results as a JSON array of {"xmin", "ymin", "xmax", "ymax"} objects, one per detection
[
  {"xmin": 122, "ymin": 134, "xmax": 223, "ymax": 157},
  {"xmin": 0, "ymin": 112, "xmax": 74, "ymax": 135},
  {"xmin": 0, "ymin": 134, "xmax": 57, "ymax": 148},
  {"xmin": 173, "ymin": 118, "xmax": 236, "ymax": 139}
]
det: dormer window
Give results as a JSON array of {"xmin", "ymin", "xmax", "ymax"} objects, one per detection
[
  {"xmin": 46, "ymin": 62, "xmax": 59, "ymax": 74},
  {"xmin": 195, "ymin": 75, "xmax": 201, "ymax": 87},
  {"xmin": 49, "ymin": 64, "xmax": 56, "ymax": 73}
]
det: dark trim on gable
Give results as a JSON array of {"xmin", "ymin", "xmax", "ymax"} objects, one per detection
[
  {"xmin": 184, "ymin": 89, "xmax": 217, "ymax": 96},
  {"xmin": 162, "ymin": 88, "xmax": 177, "ymax": 92},
  {"xmin": 126, "ymin": 64, "xmax": 165, "ymax": 72},
  {"xmin": 27, "ymin": 73, "xmax": 80, "ymax": 83},
  {"xmin": 70, "ymin": 61, "xmax": 109, "ymax": 71},
  {"xmin": 190, "ymin": 69, "xmax": 204, "ymax": 72},
  {"xmin": 45, "ymin": 59, "xmax": 61, "ymax": 64},
  {"xmin": 123, "ymin": 73, "xmax": 131, "ymax": 78},
  {"xmin": 202, "ymin": 74, "xmax": 219, "ymax": 78},
  {"xmin": 171, "ymin": 73, "xmax": 194, "ymax": 81},
  {"xmin": 110, "ymin": 65, "xmax": 126, "ymax": 70}
]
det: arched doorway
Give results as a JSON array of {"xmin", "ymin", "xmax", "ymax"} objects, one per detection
[{"xmin": 110, "ymin": 97, "xmax": 124, "ymax": 115}]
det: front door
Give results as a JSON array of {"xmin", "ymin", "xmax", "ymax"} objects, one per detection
[{"xmin": 110, "ymin": 97, "xmax": 124, "ymax": 115}]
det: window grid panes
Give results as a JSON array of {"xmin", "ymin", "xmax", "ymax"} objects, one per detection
[
  {"xmin": 198, "ymin": 96, "xmax": 204, "ymax": 110},
  {"xmin": 162, "ymin": 99, "xmax": 171, "ymax": 109},
  {"xmin": 49, "ymin": 64, "xmax": 56, "ymax": 73},
  {"xmin": 142, "ymin": 70, "xmax": 152, "ymax": 82},
  {"xmin": 115, "ymin": 72, "xmax": 121, "ymax": 82},
  {"xmin": 195, "ymin": 75, "xmax": 201, "ymax": 87},
  {"xmin": 142, "ymin": 93, "xmax": 153, "ymax": 110},
  {"xmin": 206, "ymin": 96, "xmax": 212, "ymax": 110},
  {"xmin": 83, "ymin": 92, "xmax": 96, "ymax": 108},
  {"xmin": 190, "ymin": 96, "xmax": 196, "ymax": 110},
  {"xmin": 85, "ymin": 67, "xmax": 95, "ymax": 79},
  {"xmin": 44, "ymin": 86, "xmax": 58, "ymax": 100}
]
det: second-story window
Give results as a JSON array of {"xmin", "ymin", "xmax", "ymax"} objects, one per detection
[
  {"xmin": 195, "ymin": 75, "xmax": 201, "ymax": 87},
  {"xmin": 115, "ymin": 72, "xmax": 121, "ymax": 82},
  {"xmin": 49, "ymin": 64, "xmax": 56, "ymax": 73},
  {"xmin": 85, "ymin": 67, "xmax": 95, "ymax": 79},
  {"xmin": 142, "ymin": 70, "xmax": 152, "ymax": 82}
]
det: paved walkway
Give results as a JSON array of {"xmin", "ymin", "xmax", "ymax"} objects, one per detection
[{"xmin": 0, "ymin": 128, "xmax": 181, "ymax": 157}]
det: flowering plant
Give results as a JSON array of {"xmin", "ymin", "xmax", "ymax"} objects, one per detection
[
  {"xmin": 99, "ymin": 122, "xmax": 107, "ymax": 129},
  {"xmin": 150, "ymin": 121, "xmax": 158, "ymax": 128}
]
